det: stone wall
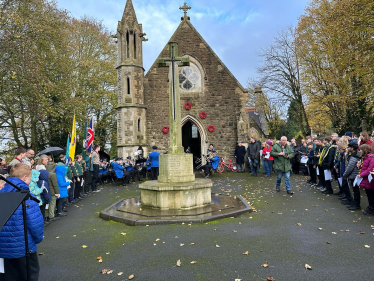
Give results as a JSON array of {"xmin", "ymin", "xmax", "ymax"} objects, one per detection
[{"xmin": 144, "ymin": 20, "xmax": 246, "ymax": 159}]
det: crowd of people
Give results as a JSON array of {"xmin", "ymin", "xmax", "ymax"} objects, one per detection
[{"xmin": 232, "ymin": 132, "xmax": 374, "ymax": 215}]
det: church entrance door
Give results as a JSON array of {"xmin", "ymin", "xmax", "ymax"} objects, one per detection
[{"xmin": 182, "ymin": 121, "xmax": 201, "ymax": 160}]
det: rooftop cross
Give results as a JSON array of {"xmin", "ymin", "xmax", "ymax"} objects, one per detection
[{"xmin": 179, "ymin": 2, "xmax": 191, "ymax": 19}]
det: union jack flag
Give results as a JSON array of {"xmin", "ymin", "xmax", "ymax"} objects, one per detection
[{"xmin": 87, "ymin": 116, "xmax": 94, "ymax": 153}]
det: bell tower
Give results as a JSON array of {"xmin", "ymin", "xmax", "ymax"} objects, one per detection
[{"xmin": 115, "ymin": 0, "xmax": 148, "ymax": 158}]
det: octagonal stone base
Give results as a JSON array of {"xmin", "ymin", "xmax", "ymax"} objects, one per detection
[{"xmin": 139, "ymin": 178, "xmax": 212, "ymax": 210}]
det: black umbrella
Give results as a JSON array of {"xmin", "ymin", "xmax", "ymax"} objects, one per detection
[
  {"xmin": 36, "ymin": 147, "xmax": 64, "ymax": 157},
  {"xmin": 99, "ymin": 151, "xmax": 110, "ymax": 161}
]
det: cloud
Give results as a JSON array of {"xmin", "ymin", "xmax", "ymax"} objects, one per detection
[{"xmin": 55, "ymin": 0, "xmax": 311, "ymax": 87}]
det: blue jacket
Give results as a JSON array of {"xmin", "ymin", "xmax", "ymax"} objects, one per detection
[
  {"xmin": 99, "ymin": 168, "xmax": 108, "ymax": 175},
  {"xmin": 210, "ymin": 155, "xmax": 220, "ymax": 170},
  {"xmin": 0, "ymin": 177, "xmax": 44, "ymax": 258},
  {"xmin": 307, "ymin": 143, "xmax": 316, "ymax": 165},
  {"xmin": 148, "ymin": 151, "xmax": 160, "ymax": 168},
  {"xmin": 111, "ymin": 162, "xmax": 124, "ymax": 178},
  {"xmin": 37, "ymin": 169, "xmax": 52, "ymax": 204},
  {"xmin": 55, "ymin": 165, "xmax": 70, "ymax": 199},
  {"xmin": 146, "ymin": 158, "xmax": 151, "ymax": 170}
]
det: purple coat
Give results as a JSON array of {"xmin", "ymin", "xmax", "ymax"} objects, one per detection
[{"xmin": 359, "ymin": 153, "xmax": 374, "ymax": 189}]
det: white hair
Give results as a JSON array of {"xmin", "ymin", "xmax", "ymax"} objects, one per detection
[{"xmin": 281, "ymin": 136, "xmax": 287, "ymax": 141}]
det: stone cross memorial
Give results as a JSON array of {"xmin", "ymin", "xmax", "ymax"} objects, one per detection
[{"xmin": 139, "ymin": 41, "xmax": 212, "ymax": 209}]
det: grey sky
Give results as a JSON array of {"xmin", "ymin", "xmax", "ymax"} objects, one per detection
[{"xmin": 56, "ymin": 0, "xmax": 311, "ymax": 88}]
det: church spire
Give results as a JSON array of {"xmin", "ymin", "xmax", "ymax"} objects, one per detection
[{"xmin": 122, "ymin": 0, "xmax": 138, "ymax": 24}]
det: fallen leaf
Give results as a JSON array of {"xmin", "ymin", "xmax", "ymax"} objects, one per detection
[
  {"xmin": 262, "ymin": 262, "xmax": 269, "ymax": 268},
  {"xmin": 190, "ymin": 243, "xmax": 195, "ymax": 245},
  {"xmin": 117, "ymin": 272, "xmax": 123, "ymax": 276},
  {"xmin": 81, "ymin": 245, "xmax": 88, "ymax": 248},
  {"xmin": 332, "ymin": 232, "xmax": 337, "ymax": 235},
  {"xmin": 233, "ymin": 230, "xmax": 238, "ymax": 233},
  {"xmin": 73, "ymin": 235, "xmax": 76, "ymax": 237},
  {"xmin": 267, "ymin": 276, "xmax": 276, "ymax": 281},
  {"xmin": 216, "ymin": 244, "xmax": 220, "ymax": 248},
  {"xmin": 106, "ymin": 252, "xmax": 110, "ymax": 254},
  {"xmin": 155, "ymin": 238, "xmax": 160, "ymax": 241},
  {"xmin": 359, "ymin": 231, "xmax": 365, "ymax": 234},
  {"xmin": 325, "ymin": 209, "xmax": 328, "ymax": 212},
  {"xmin": 235, "ymin": 279, "xmax": 242, "ymax": 281},
  {"xmin": 364, "ymin": 245, "xmax": 370, "ymax": 248},
  {"xmin": 242, "ymin": 251, "xmax": 249, "ymax": 255},
  {"xmin": 56, "ymin": 236, "xmax": 60, "ymax": 239},
  {"xmin": 180, "ymin": 243, "xmax": 184, "ymax": 247},
  {"xmin": 190, "ymin": 261, "xmax": 197, "ymax": 264},
  {"xmin": 38, "ymin": 252, "xmax": 45, "ymax": 256},
  {"xmin": 98, "ymin": 259, "xmax": 103, "ymax": 263},
  {"xmin": 305, "ymin": 264, "xmax": 312, "ymax": 270},
  {"xmin": 297, "ymin": 223, "xmax": 302, "ymax": 226},
  {"xmin": 101, "ymin": 268, "xmax": 110, "ymax": 274},
  {"xmin": 128, "ymin": 274, "xmax": 135, "ymax": 279},
  {"xmin": 107, "ymin": 270, "xmax": 113, "ymax": 274},
  {"xmin": 318, "ymin": 227, "xmax": 323, "ymax": 230},
  {"xmin": 121, "ymin": 232, "xmax": 127, "ymax": 236},
  {"xmin": 176, "ymin": 259, "xmax": 181, "ymax": 267},
  {"xmin": 326, "ymin": 241, "xmax": 331, "ymax": 244}
]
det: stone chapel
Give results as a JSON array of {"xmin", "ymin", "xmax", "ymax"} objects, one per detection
[{"xmin": 116, "ymin": 0, "xmax": 269, "ymax": 159}]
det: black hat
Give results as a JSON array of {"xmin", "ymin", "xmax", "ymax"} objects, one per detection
[
  {"xmin": 126, "ymin": 156, "xmax": 131, "ymax": 159},
  {"xmin": 152, "ymin": 146, "xmax": 158, "ymax": 150}
]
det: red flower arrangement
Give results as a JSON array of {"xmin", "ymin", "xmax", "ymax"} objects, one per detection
[
  {"xmin": 184, "ymin": 102, "xmax": 192, "ymax": 110},
  {"xmin": 162, "ymin": 126, "xmax": 169, "ymax": 134},
  {"xmin": 208, "ymin": 125, "xmax": 215, "ymax": 132},
  {"xmin": 199, "ymin": 111, "xmax": 207, "ymax": 119}
]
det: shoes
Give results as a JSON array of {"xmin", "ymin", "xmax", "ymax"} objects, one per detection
[
  {"xmin": 306, "ymin": 179, "xmax": 312, "ymax": 184},
  {"xmin": 333, "ymin": 192, "xmax": 343, "ymax": 196},
  {"xmin": 287, "ymin": 190, "xmax": 294, "ymax": 195},
  {"xmin": 275, "ymin": 187, "xmax": 280, "ymax": 192},
  {"xmin": 363, "ymin": 207, "xmax": 374, "ymax": 215},
  {"xmin": 320, "ymin": 188, "xmax": 326, "ymax": 192},
  {"xmin": 204, "ymin": 174, "xmax": 210, "ymax": 178},
  {"xmin": 341, "ymin": 200, "xmax": 352, "ymax": 205},
  {"xmin": 48, "ymin": 217, "xmax": 60, "ymax": 221},
  {"xmin": 62, "ymin": 208, "xmax": 68, "ymax": 212},
  {"xmin": 348, "ymin": 205, "xmax": 361, "ymax": 211},
  {"xmin": 338, "ymin": 194, "xmax": 346, "ymax": 199},
  {"xmin": 44, "ymin": 221, "xmax": 50, "ymax": 227},
  {"xmin": 322, "ymin": 190, "xmax": 333, "ymax": 194},
  {"xmin": 57, "ymin": 212, "xmax": 67, "ymax": 217},
  {"xmin": 316, "ymin": 185, "xmax": 323, "ymax": 190}
]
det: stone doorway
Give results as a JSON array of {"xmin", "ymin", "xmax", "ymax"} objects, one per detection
[{"xmin": 182, "ymin": 121, "xmax": 201, "ymax": 159}]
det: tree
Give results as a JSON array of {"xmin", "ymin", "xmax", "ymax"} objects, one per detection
[{"xmin": 256, "ymin": 27, "xmax": 310, "ymax": 137}]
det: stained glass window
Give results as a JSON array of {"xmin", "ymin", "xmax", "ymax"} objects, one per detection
[{"xmin": 179, "ymin": 63, "xmax": 201, "ymax": 92}]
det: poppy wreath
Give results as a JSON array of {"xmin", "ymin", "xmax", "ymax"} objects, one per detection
[
  {"xmin": 199, "ymin": 111, "xmax": 207, "ymax": 119},
  {"xmin": 184, "ymin": 102, "xmax": 192, "ymax": 110},
  {"xmin": 162, "ymin": 126, "xmax": 169, "ymax": 134},
  {"xmin": 208, "ymin": 125, "xmax": 215, "ymax": 132}
]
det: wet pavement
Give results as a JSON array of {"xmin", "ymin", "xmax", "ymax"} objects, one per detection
[{"xmin": 38, "ymin": 172, "xmax": 374, "ymax": 281}]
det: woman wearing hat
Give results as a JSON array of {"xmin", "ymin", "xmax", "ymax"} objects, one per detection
[{"xmin": 262, "ymin": 141, "xmax": 274, "ymax": 177}]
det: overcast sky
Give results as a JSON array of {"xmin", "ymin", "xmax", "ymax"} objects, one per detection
[{"xmin": 56, "ymin": 0, "xmax": 311, "ymax": 88}]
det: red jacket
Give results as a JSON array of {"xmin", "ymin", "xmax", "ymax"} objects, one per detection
[
  {"xmin": 262, "ymin": 147, "xmax": 274, "ymax": 161},
  {"xmin": 359, "ymin": 153, "xmax": 374, "ymax": 190},
  {"xmin": 359, "ymin": 140, "xmax": 372, "ymax": 150}
]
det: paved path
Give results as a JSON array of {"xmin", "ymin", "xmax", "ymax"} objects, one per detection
[{"xmin": 38, "ymin": 172, "xmax": 374, "ymax": 281}]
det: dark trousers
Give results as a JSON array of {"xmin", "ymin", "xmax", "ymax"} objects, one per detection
[
  {"xmin": 318, "ymin": 166, "xmax": 325, "ymax": 187},
  {"xmin": 68, "ymin": 182, "xmax": 74, "ymax": 202},
  {"xmin": 365, "ymin": 189, "xmax": 374, "ymax": 208},
  {"xmin": 308, "ymin": 164, "xmax": 317, "ymax": 184},
  {"xmin": 348, "ymin": 179, "xmax": 361, "ymax": 207},
  {"xmin": 91, "ymin": 164, "xmax": 99, "ymax": 191},
  {"xmin": 0, "ymin": 251, "xmax": 40, "ymax": 281},
  {"xmin": 56, "ymin": 197, "xmax": 67, "ymax": 213},
  {"xmin": 74, "ymin": 176, "xmax": 83, "ymax": 198},
  {"xmin": 39, "ymin": 204, "xmax": 46, "ymax": 221},
  {"xmin": 151, "ymin": 167, "xmax": 159, "ymax": 180},
  {"xmin": 83, "ymin": 170, "xmax": 92, "ymax": 193},
  {"xmin": 202, "ymin": 164, "xmax": 213, "ymax": 176},
  {"xmin": 321, "ymin": 168, "xmax": 333, "ymax": 192},
  {"xmin": 341, "ymin": 178, "xmax": 352, "ymax": 201}
]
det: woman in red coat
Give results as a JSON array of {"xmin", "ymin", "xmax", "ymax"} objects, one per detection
[
  {"xmin": 262, "ymin": 141, "xmax": 274, "ymax": 177},
  {"xmin": 358, "ymin": 144, "xmax": 374, "ymax": 215}
]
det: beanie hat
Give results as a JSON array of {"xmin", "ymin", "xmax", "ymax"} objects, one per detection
[{"xmin": 345, "ymin": 131, "xmax": 353, "ymax": 138}]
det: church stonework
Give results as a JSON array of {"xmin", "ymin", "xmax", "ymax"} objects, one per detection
[{"xmin": 117, "ymin": 1, "xmax": 265, "ymax": 159}]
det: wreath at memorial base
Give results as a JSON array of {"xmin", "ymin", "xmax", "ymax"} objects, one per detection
[
  {"xmin": 184, "ymin": 102, "xmax": 192, "ymax": 110},
  {"xmin": 162, "ymin": 126, "xmax": 170, "ymax": 134},
  {"xmin": 208, "ymin": 125, "xmax": 215, "ymax": 132},
  {"xmin": 199, "ymin": 111, "xmax": 207, "ymax": 119}
]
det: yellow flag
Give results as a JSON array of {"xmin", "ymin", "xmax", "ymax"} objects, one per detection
[{"xmin": 69, "ymin": 115, "xmax": 77, "ymax": 161}]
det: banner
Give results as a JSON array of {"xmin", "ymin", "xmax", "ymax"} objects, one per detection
[
  {"xmin": 69, "ymin": 115, "xmax": 77, "ymax": 161},
  {"xmin": 87, "ymin": 115, "xmax": 94, "ymax": 153}
]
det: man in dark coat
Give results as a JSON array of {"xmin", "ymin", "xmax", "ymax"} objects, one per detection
[
  {"xmin": 235, "ymin": 141, "xmax": 246, "ymax": 173},
  {"xmin": 246, "ymin": 137, "xmax": 261, "ymax": 176}
]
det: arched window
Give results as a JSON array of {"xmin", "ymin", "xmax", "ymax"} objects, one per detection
[
  {"xmin": 127, "ymin": 77, "xmax": 130, "ymax": 95},
  {"xmin": 138, "ymin": 118, "xmax": 141, "ymax": 132},
  {"xmin": 126, "ymin": 31, "xmax": 130, "ymax": 58},
  {"xmin": 134, "ymin": 32, "xmax": 137, "ymax": 59},
  {"xmin": 179, "ymin": 63, "xmax": 202, "ymax": 92}
]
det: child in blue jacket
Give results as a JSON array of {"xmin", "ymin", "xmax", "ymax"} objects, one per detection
[{"xmin": 0, "ymin": 163, "xmax": 44, "ymax": 281}]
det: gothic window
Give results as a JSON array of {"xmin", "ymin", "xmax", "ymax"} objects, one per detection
[
  {"xmin": 138, "ymin": 118, "xmax": 141, "ymax": 132},
  {"xmin": 179, "ymin": 63, "xmax": 201, "ymax": 92},
  {"xmin": 191, "ymin": 125, "xmax": 198, "ymax": 138},
  {"xmin": 127, "ymin": 77, "xmax": 130, "ymax": 95},
  {"xmin": 134, "ymin": 32, "xmax": 137, "ymax": 59},
  {"xmin": 126, "ymin": 31, "xmax": 130, "ymax": 58}
]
